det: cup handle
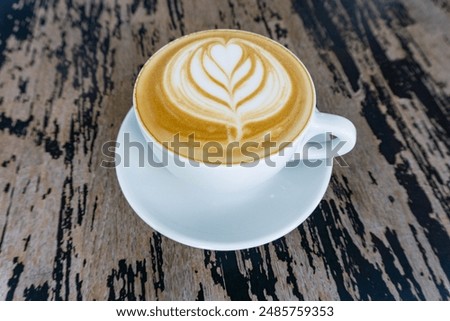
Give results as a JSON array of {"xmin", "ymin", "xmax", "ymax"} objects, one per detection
[{"xmin": 297, "ymin": 111, "xmax": 357, "ymax": 160}]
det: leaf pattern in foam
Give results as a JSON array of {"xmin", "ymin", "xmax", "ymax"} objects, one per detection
[{"xmin": 164, "ymin": 38, "xmax": 292, "ymax": 141}]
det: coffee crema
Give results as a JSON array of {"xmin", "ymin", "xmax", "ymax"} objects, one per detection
[{"xmin": 134, "ymin": 30, "xmax": 315, "ymax": 164}]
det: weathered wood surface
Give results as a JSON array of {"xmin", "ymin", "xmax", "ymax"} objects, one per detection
[{"xmin": 0, "ymin": 0, "xmax": 449, "ymax": 300}]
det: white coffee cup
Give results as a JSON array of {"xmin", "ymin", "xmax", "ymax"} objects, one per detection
[
  {"xmin": 134, "ymin": 110, "xmax": 355, "ymax": 193},
  {"xmin": 133, "ymin": 31, "xmax": 356, "ymax": 192}
]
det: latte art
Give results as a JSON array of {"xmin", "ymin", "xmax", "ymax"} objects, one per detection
[
  {"xmin": 134, "ymin": 30, "xmax": 315, "ymax": 163},
  {"xmin": 164, "ymin": 39, "xmax": 292, "ymax": 141}
]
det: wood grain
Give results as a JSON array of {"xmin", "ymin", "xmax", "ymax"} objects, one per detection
[{"xmin": 0, "ymin": 0, "xmax": 449, "ymax": 300}]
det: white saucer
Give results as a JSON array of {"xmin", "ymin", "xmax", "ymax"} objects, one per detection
[{"xmin": 115, "ymin": 108, "xmax": 333, "ymax": 250}]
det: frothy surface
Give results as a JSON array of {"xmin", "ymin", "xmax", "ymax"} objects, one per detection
[{"xmin": 135, "ymin": 30, "xmax": 314, "ymax": 163}]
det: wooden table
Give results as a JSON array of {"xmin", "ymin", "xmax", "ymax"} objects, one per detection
[{"xmin": 1, "ymin": 0, "xmax": 449, "ymax": 300}]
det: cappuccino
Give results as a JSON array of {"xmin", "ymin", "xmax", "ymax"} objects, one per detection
[{"xmin": 134, "ymin": 30, "xmax": 315, "ymax": 164}]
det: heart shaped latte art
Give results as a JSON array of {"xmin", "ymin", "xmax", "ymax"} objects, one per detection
[
  {"xmin": 209, "ymin": 43, "xmax": 242, "ymax": 77},
  {"xmin": 164, "ymin": 38, "xmax": 292, "ymax": 141}
]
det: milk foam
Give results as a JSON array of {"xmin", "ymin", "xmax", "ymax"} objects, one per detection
[
  {"xmin": 135, "ymin": 30, "xmax": 314, "ymax": 164},
  {"xmin": 164, "ymin": 38, "xmax": 292, "ymax": 141}
]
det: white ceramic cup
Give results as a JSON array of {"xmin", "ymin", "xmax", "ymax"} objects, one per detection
[
  {"xmin": 134, "ymin": 108, "xmax": 356, "ymax": 192},
  {"xmin": 133, "ymin": 35, "xmax": 356, "ymax": 192}
]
